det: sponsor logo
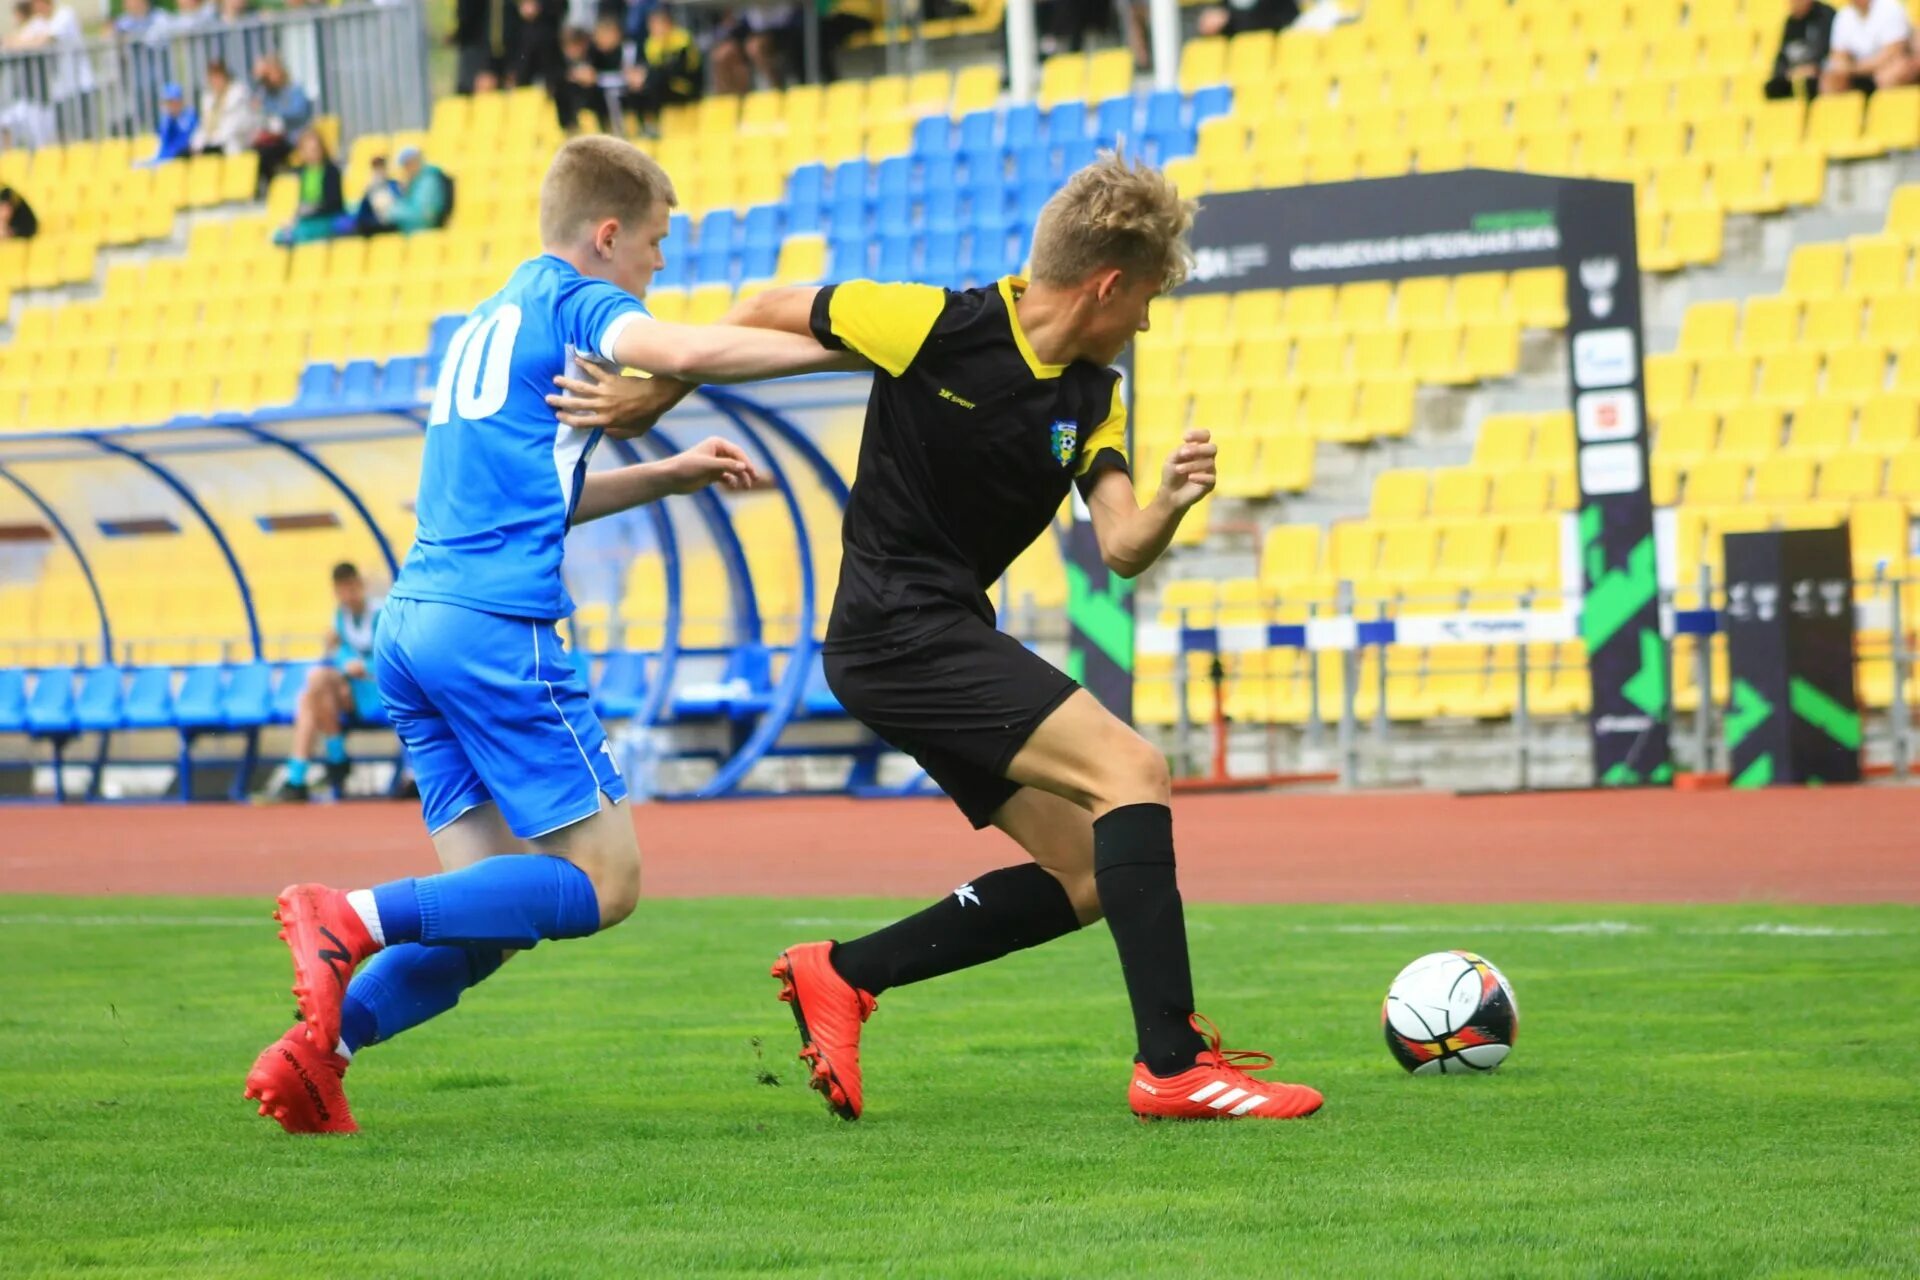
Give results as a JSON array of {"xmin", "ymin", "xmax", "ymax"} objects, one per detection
[
  {"xmin": 953, "ymin": 883, "xmax": 981, "ymax": 907},
  {"xmin": 1192, "ymin": 242, "xmax": 1271, "ymax": 282},
  {"xmin": 938, "ymin": 387, "xmax": 976, "ymax": 409},
  {"xmin": 1049, "ymin": 421, "xmax": 1079, "ymax": 468},
  {"xmin": 1576, "ymin": 388, "xmax": 1639, "ymax": 443},
  {"xmin": 1595, "ymin": 715, "xmax": 1655, "ymax": 734},
  {"xmin": 1572, "ymin": 327, "xmax": 1637, "ymax": 389},
  {"xmin": 317, "ymin": 926, "xmax": 353, "ymax": 991},
  {"xmin": 1579, "ymin": 441, "xmax": 1644, "ymax": 496},
  {"xmin": 1579, "ymin": 256, "xmax": 1621, "ymax": 320}
]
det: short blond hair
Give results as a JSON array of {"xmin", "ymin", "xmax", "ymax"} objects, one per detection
[
  {"xmin": 1028, "ymin": 151, "xmax": 1196, "ymax": 293},
  {"xmin": 539, "ymin": 136, "xmax": 678, "ymax": 245}
]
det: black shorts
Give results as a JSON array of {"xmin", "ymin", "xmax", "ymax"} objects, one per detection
[{"xmin": 824, "ymin": 614, "xmax": 1080, "ymax": 830}]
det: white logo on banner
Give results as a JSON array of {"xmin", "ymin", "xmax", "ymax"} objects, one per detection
[
  {"xmin": 1576, "ymin": 389, "xmax": 1640, "ymax": 443},
  {"xmin": 1580, "ymin": 256, "xmax": 1620, "ymax": 319},
  {"xmin": 1191, "ymin": 243, "xmax": 1271, "ymax": 283},
  {"xmin": 1572, "ymin": 327, "xmax": 1637, "ymax": 389},
  {"xmin": 1579, "ymin": 441, "xmax": 1644, "ymax": 495}
]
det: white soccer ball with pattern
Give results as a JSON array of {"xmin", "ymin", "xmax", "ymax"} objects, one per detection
[{"xmin": 1381, "ymin": 950, "xmax": 1519, "ymax": 1075}]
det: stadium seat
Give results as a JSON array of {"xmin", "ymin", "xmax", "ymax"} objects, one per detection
[
  {"xmin": 0, "ymin": 668, "xmax": 25, "ymax": 734},
  {"xmin": 73, "ymin": 666, "xmax": 125, "ymax": 733},
  {"xmin": 122, "ymin": 667, "xmax": 175, "ymax": 730},
  {"xmin": 221, "ymin": 662, "xmax": 276, "ymax": 730},
  {"xmin": 25, "ymin": 667, "xmax": 77, "ymax": 736}
]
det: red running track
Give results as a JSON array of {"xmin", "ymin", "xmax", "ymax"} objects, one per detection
[{"xmin": 2, "ymin": 788, "xmax": 1917, "ymax": 902}]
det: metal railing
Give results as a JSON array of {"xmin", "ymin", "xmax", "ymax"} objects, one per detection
[{"xmin": 0, "ymin": 1, "xmax": 431, "ymax": 151}]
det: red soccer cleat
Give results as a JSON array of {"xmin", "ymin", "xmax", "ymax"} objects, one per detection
[
  {"xmin": 244, "ymin": 1026, "xmax": 358, "ymax": 1135},
  {"xmin": 771, "ymin": 941, "xmax": 876, "ymax": 1120},
  {"xmin": 1129, "ymin": 1014, "xmax": 1324, "ymax": 1121},
  {"xmin": 273, "ymin": 883, "xmax": 378, "ymax": 1053}
]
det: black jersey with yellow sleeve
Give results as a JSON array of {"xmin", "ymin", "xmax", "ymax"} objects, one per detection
[{"xmin": 810, "ymin": 275, "xmax": 1130, "ymax": 649}]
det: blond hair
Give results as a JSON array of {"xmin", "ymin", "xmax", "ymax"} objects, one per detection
[
  {"xmin": 539, "ymin": 136, "xmax": 678, "ymax": 246},
  {"xmin": 1028, "ymin": 151, "xmax": 1196, "ymax": 293}
]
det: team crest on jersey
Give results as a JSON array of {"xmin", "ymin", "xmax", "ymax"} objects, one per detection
[{"xmin": 1049, "ymin": 420, "xmax": 1078, "ymax": 468}]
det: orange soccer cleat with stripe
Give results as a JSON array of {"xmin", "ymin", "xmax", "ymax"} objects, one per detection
[
  {"xmin": 243, "ymin": 1025, "xmax": 358, "ymax": 1135},
  {"xmin": 273, "ymin": 883, "xmax": 379, "ymax": 1053},
  {"xmin": 1129, "ymin": 1014, "xmax": 1324, "ymax": 1121},
  {"xmin": 771, "ymin": 941, "xmax": 877, "ymax": 1120}
]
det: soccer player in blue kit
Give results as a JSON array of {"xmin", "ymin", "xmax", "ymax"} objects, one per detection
[{"xmin": 244, "ymin": 137, "xmax": 854, "ymax": 1133}]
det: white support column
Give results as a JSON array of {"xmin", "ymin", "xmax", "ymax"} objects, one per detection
[
  {"xmin": 1007, "ymin": 0, "xmax": 1040, "ymax": 104},
  {"xmin": 1149, "ymin": 0, "xmax": 1181, "ymax": 92}
]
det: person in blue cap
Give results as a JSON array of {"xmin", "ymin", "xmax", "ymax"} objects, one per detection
[{"xmin": 148, "ymin": 83, "xmax": 198, "ymax": 164}]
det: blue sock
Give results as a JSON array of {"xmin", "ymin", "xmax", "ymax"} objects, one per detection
[
  {"xmin": 338, "ymin": 943, "xmax": 506, "ymax": 1053},
  {"xmin": 368, "ymin": 855, "xmax": 601, "ymax": 949},
  {"xmin": 323, "ymin": 735, "xmax": 347, "ymax": 765},
  {"xmin": 286, "ymin": 758, "xmax": 309, "ymax": 787}
]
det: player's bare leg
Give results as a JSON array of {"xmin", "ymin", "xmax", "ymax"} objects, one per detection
[
  {"xmin": 263, "ymin": 667, "xmax": 350, "ymax": 803},
  {"xmin": 1007, "ymin": 691, "xmax": 1321, "ymax": 1119}
]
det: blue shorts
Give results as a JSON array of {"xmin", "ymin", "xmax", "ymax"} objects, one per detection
[
  {"xmin": 347, "ymin": 676, "xmax": 385, "ymax": 724},
  {"xmin": 373, "ymin": 597, "xmax": 626, "ymax": 839}
]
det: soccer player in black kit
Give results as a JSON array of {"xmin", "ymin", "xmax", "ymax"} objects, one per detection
[{"xmin": 549, "ymin": 153, "xmax": 1322, "ymax": 1123}]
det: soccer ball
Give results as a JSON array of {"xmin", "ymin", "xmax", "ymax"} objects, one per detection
[{"xmin": 1382, "ymin": 950, "xmax": 1519, "ymax": 1075}]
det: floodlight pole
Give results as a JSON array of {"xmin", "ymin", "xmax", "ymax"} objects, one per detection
[
  {"xmin": 1148, "ymin": 0, "xmax": 1180, "ymax": 91},
  {"xmin": 1006, "ymin": 0, "xmax": 1038, "ymax": 103}
]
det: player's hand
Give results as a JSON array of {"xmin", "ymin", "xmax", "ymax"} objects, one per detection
[
  {"xmin": 341, "ymin": 659, "xmax": 368, "ymax": 679},
  {"xmin": 662, "ymin": 437, "xmax": 763, "ymax": 494},
  {"xmin": 1160, "ymin": 429, "xmax": 1217, "ymax": 511},
  {"xmin": 549, "ymin": 360, "xmax": 675, "ymax": 432}
]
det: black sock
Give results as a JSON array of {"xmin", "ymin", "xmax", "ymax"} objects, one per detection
[
  {"xmin": 1093, "ymin": 802, "xmax": 1207, "ymax": 1076},
  {"xmin": 829, "ymin": 863, "xmax": 1082, "ymax": 996}
]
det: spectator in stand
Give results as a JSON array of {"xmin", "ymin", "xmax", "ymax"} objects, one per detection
[
  {"xmin": 0, "ymin": 186, "xmax": 38, "ymax": 240},
  {"xmin": 507, "ymin": 0, "xmax": 565, "ymax": 101},
  {"xmin": 260, "ymin": 561, "xmax": 384, "ymax": 804},
  {"xmin": 111, "ymin": 0, "xmax": 172, "ymax": 119},
  {"xmin": 734, "ymin": 1, "xmax": 869, "ymax": 88},
  {"xmin": 628, "ymin": 6, "xmax": 702, "ymax": 133},
  {"xmin": 251, "ymin": 52, "xmax": 314, "ymax": 188},
  {"xmin": 341, "ymin": 145, "xmax": 452, "ymax": 236},
  {"xmin": 556, "ymin": 24, "xmax": 598, "ymax": 128},
  {"xmin": 706, "ymin": 9, "xmax": 753, "ymax": 95},
  {"xmin": 8, "ymin": 0, "xmax": 97, "ymax": 136},
  {"xmin": 147, "ymin": 82, "xmax": 198, "ymax": 164},
  {"xmin": 190, "ymin": 59, "xmax": 260, "ymax": 156},
  {"xmin": 1196, "ymin": 0, "xmax": 1298, "ymax": 39},
  {"xmin": 451, "ymin": 0, "xmax": 499, "ymax": 93},
  {"xmin": 1768, "ymin": 0, "xmax": 1837, "ymax": 100},
  {"xmin": 167, "ymin": 0, "xmax": 218, "ymax": 34},
  {"xmin": 270, "ymin": 127, "xmax": 343, "ymax": 245},
  {"xmin": 1822, "ymin": 0, "xmax": 1919, "ymax": 95},
  {"xmin": 471, "ymin": 67, "xmax": 502, "ymax": 93}
]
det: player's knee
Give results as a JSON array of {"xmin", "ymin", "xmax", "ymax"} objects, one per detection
[
  {"xmin": 589, "ymin": 853, "xmax": 640, "ymax": 928},
  {"xmin": 555, "ymin": 811, "xmax": 642, "ymax": 928},
  {"xmin": 1056, "ymin": 868, "xmax": 1103, "ymax": 925},
  {"xmin": 1087, "ymin": 732, "xmax": 1171, "ymax": 812}
]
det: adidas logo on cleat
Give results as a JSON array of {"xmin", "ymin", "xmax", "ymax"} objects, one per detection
[{"xmin": 1133, "ymin": 1081, "xmax": 1160, "ymax": 1096}]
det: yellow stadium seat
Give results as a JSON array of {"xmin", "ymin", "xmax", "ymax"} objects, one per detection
[
  {"xmin": 1773, "ymin": 152, "xmax": 1827, "ymax": 208},
  {"xmin": 1686, "ymin": 457, "xmax": 1750, "ymax": 506},
  {"xmin": 1407, "ymin": 326, "xmax": 1468, "ymax": 384},
  {"xmin": 1302, "ymin": 381, "xmax": 1362, "ymax": 442},
  {"xmin": 1859, "ymin": 393, "xmax": 1919, "ymax": 454},
  {"xmin": 1720, "ymin": 404, "xmax": 1784, "ymax": 459},
  {"xmin": 1668, "ymin": 207, "xmax": 1725, "ymax": 268},
  {"xmin": 1351, "ymin": 330, "xmax": 1405, "ymax": 380},
  {"xmin": 1283, "ymin": 285, "xmax": 1335, "ymax": 332},
  {"xmin": 1230, "ymin": 289, "xmax": 1283, "ymax": 337},
  {"xmin": 687, "ymin": 284, "xmax": 733, "ymax": 326},
  {"xmin": 1508, "ymin": 267, "xmax": 1565, "ymax": 329},
  {"xmin": 1889, "ymin": 446, "xmax": 1920, "ymax": 500},
  {"xmin": 1753, "ymin": 98, "xmax": 1807, "ymax": 156},
  {"xmin": 952, "ymin": 64, "xmax": 1000, "ymax": 114},
  {"xmin": 1802, "ymin": 295, "xmax": 1864, "ymax": 349},
  {"xmin": 1695, "ymin": 353, "xmax": 1757, "ymax": 409},
  {"xmin": 1179, "ymin": 36, "xmax": 1227, "ymax": 92},
  {"xmin": 1644, "ymin": 352, "xmax": 1694, "ymax": 415},
  {"xmin": 775, "ymin": 235, "xmax": 826, "ymax": 284},
  {"xmin": 1703, "ymin": 24, "xmax": 1761, "ymax": 73},
  {"xmin": 1753, "ymin": 455, "xmax": 1815, "ymax": 504},
  {"xmin": 1692, "ymin": 114, "xmax": 1747, "ymax": 164},
  {"xmin": 1492, "ymin": 516, "xmax": 1561, "ymax": 590},
  {"xmin": 1868, "ymin": 293, "xmax": 1920, "ymax": 345},
  {"xmin": 1327, "ymin": 522, "xmax": 1381, "ymax": 582},
  {"xmin": 1473, "ymin": 414, "xmax": 1532, "ymax": 471},
  {"xmin": 1371, "ymin": 469, "xmax": 1430, "ymax": 521},
  {"xmin": 1680, "ymin": 300, "xmax": 1739, "ymax": 355},
  {"xmin": 1444, "ymin": 272, "xmax": 1501, "ymax": 324},
  {"xmin": 1376, "ymin": 525, "xmax": 1438, "ymax": 585},
  {"xmin": 1261, "ymin": 435, "xmax": 1316, "ymax": 494},
  {"xmin": 1817, "ymin": 452, "xmax": 1883, "ymax": 501},
  {"xmin": 1784, "ymin": 400, "xmax": 1853, "ymax": 456},
  {"xmin": 1396, "ymin": 276, "xmax": 1451, "ymax": 326},
  {"xmin": 1038, "ymin": 53, "xmax": 1087, "ymax": 107},
  {"xmin": 1826, "ymin": 345, "xmax": 1888, "ymax": 402},
  {"xmin": 1758, "ymin": 350, "xmax": 1821, "ymax": 406},
  {"xmin": 1464, "ymin": 321, "xmax": 1520, "ymax": 379},
  {"xmin": 1656, "ymin": 407, "xmax": 1718, "ymax": 464},
  {"xmin": 1847, "ymin": 235, "xmax": 1911, "ymax": 296},
  {"xmin": 1785, "ymin": 243, "xmax": 1847, "ymax": 299},
  {"xmin": 220, "ymin": 150, "xmax": 260, "ymax": 204},
  {"xmin": 1716, "ymin": 153, "xmax": 1777, "ymax": 216},
  {"xmin": 1334, "ymin": 281, "xmax": 1393, "ymax": 328},
  {"xmin": 1433, "ymin": 519, "xmax": 1499, "ymax": 581},
  {"xmin": 1741, "ymin": 296, "xmax": 1801, "ymax": 353},
  {"xmin": 824, "ymin": 77, "xmax": 868, "ymax": 124},
  {"xmin": 1359, "ymin": 379, "xmax": 1417, "ymax": 439},
  {"xmin": 1809, "ymin": 91, "xmax": 1873, "ymax": 159},
  {"xmin": 864, "ymin": 75, "xmax": 908, "ymax": 120},
  {"xmin": 1631, "ymin": 119, "xmax": 1687, "ymax": 168},
  {"xmin": 1431, "ymin": 468, "xmax": 1489, "ymax": 518}
]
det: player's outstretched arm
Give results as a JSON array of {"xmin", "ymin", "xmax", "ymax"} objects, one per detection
[
  {"xmin": 610, "ymin": 317, "xmax": 856, "ymax": 385},
  {"xmin": 1084, "ymin": 429, "xmax": 1217, "ymax": 579},
  {"xmin": 571, "ymin": 436, "xmax": 764, "ymax": 524}
]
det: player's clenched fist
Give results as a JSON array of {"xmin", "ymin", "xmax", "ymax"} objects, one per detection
[
  {"xmin": 661, "ymin": 436, "xmax": 763, "ymax": 493},
  {"xmin": 1160, "ymin": 428, "xmax": 1217, "ymax": 510}
]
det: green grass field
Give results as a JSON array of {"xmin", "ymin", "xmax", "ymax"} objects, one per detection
[{"xmin": 4, "ymin": 896, "xmax": 1918, "ymax": 1278}]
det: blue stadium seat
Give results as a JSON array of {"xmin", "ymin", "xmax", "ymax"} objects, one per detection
[
  {"xmin": 830, "ymin": 159, "xmax": 869, "ymax": 215},
  {"xmin": 271, "ymin": 662, "xmax": 312, "ymax": 724},
  {"xmin": 339, "ymin": 360, "xmax": 381, "ymax": 410},
  {"xmin": 173, "ymin": 666, "xmax": 227, "ymax": 732},
  {"xmin": 1093, "ymin": 96, "xmax": 1135, "ymax": 146},
  {"xmin": 925, "ymin": 185, "xmax": 963, "ymax": 233},
  {"xmin": 828, "ymin": 235, "xmax": 868, "ymax": 282},
  {"xmin": 672, "ymin": 644, "xmax": 773, "ymax": 720},
  {"xmin": 958, "ymin": 109, "xmax": 1000, "ymax": 166},
  {"xmin": 1147, "ymin": 124, "xmax": 1196, "ymax": 165},
  {"xmin": 786, "ymin": 162, "xmax": 826, "ymax": 228},
  {"xmin": 913, "ymin": 114, "xmax": 954, "ymax": 159},
  {"xmin": 742, "ymin": 241, "xmax": 778, "ymax": 280},
  {"xmin": 1144, "ymin": 89, "xmax": 1183, "ymax": 134},
  {"xmin": 592, "ymin": 651, "xmax": 650, "ymax": 722},
  {"xmin": 876, "ymin": 232, "xmax": 913, "ymax": 282},
  {"xmin": 922, "ymin": 229, "xmax": 960, "ymax": 284},
  {"xmin": 426, "ymin": 313, "xmax": 465, "ymax": 371},
  {"xmin": 742, "ymin": 204, "xmax": 783, "ymax": 249},
  {"xmin": 694, "ymin": 242, "xmax": 734, "ymax": 286},
  {"xmin": 1004, "ymin": 103, "xmax": 1042, "ymax": 152},
  {"xmin": 827, "ymin": 198, "xmax": 867, "ymax": 242},
  {"xmin": 1191, "ymin": 85, "xmax": 1232, "ymax": 122},
  {"xmin": 1014, "ymin": 144, "xmax": 1051, "ymax": 187},
  {"xmin": 655, "ymin": 246, "xmax": 694, "ymax": 290},
  {"xmin": 668, "ymin": 211, "xmax": 693, "ymax": 243},
  {"xmin": 698, "ymin": 209, "xmax": 736, "ymax": 249},
  {"xmin": 1016, "ymin": 175, "xmax": 1053, "ymax": 223},
  {"xmin": 122, "ymin": 666, "xmax": 174, "ymax": 730},
  {"xmin": 924, "ymin": 152, "xmax": 959, "ymax": 198},
  {"xmin": 295, "ymin": 364, "xmax": 339, "ymax": 408},
  {"xmin": 222, "ymin": 662, "xmax": 275, "ymax": 730},
  {"xmin": 1044, "ymin": 101, "xmax": 1087, "ymax": 142},
  {"xmin": 876, "ymin": 155, "xmax": 914, "ymax": 199},
  {"xmin": 965, "ymin": 157, "xmax": 1006, "ymax": 209},
  {"xmin": 0, "ymin": 668, "xmax": 26, "ymax": 733},
  {"xmin": 799, "ymin": 652, "xmax": 844, "ymax": 718},
  {"xmin": 74, "ymin": 666, "xmax": 125, "ymax": 732},
  {"xmin": 876, "ymin": 189, "xmax": 913, "ymax": 238},
  {"xmin": 381, "ymin": 355, "xmax": 425, "ymax": 402},
  {"xmin": 1057, "ymin": 137, "xmax": 1096, "ymax": 179},
  {"xmin": 25, "ymin": 667, "xmax": 76, "ymax": 736}
]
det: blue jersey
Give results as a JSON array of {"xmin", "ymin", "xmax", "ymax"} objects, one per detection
[{"xmin": 390, "ymin": 255, "xmax": 648, "ymax": 620}]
